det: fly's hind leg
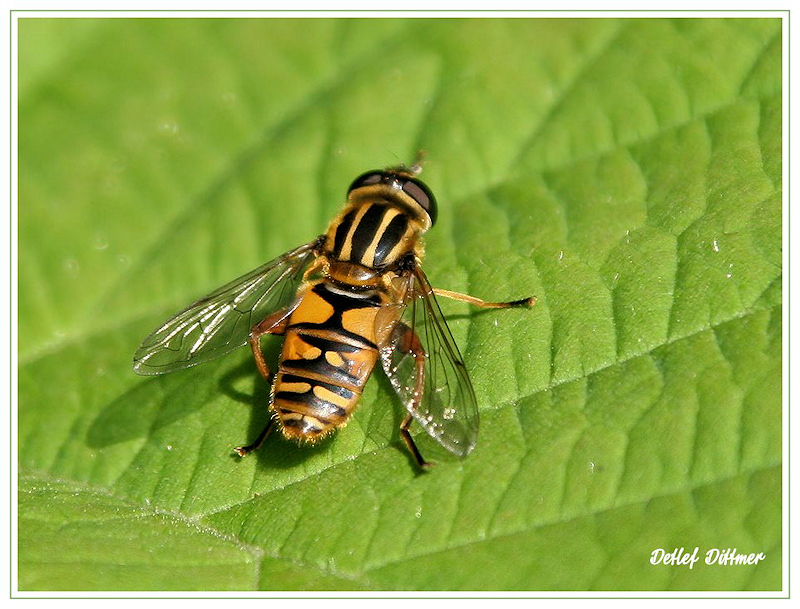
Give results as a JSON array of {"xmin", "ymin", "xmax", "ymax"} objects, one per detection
[
  {"xmin": 234, "ymin": 415, "xmax": 277, "ymax": 457},
  {"xmin": 235, "ymin": 309, "xmax": 292, "ymax": 458},
  {"xmin": 395, "ymin": 322, "xmax": 432, "ymax": 469},
  {"xmin": 400, "ymin": 413, "xmax": 430, "ymax": 469}
]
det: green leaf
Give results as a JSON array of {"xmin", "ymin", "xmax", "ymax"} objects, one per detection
[{"xmin": 19, "ymin": 17, "xmax": 782, "ymax": 591}]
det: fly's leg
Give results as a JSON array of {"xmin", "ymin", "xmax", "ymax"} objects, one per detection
[
  {"xmin": 248, "ymin": 309, "xmax": 292, "ymax": 380},
  {"xmin": 400, "ymin": 413, "xmax": 430, "ymax": 469},
  {"xmin": 396, "ymin": 322, "xmax": 431, "ymax": 469},
  {"xmin": 234, "ymin": 415, "xmax": 277, "ymax": 457},
  {"xmin": 235, "ymin": 309, "xmax": 291, "ymax": 457},
  {"xmin": 432, "ymin": 288, "xmax": 536, "ymax": 309},
  {"xmin": 394, "ymin": 288, "xmax": 533, "ymax": 468}
]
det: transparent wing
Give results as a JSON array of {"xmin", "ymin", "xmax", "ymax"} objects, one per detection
[
  {"xmin": 133, "ymin": 241, "xmax": 319, "ymax": 375},
  {"xmin": 380, "ymin": 266, "xmax": 479, "ymax": 457}
]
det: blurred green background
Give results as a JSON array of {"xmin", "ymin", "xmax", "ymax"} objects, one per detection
[{"xmin": 18, "ymin": 17, "xmax": 781, "ymax": 591}]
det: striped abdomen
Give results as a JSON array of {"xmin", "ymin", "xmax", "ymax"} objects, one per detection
[
  {"xmin": 328, "ymin": 200, "xmax": 415, "ymax": 269},
  {"xmin": 271, "ymin": 281, "xmax": 384, "ymax": 441}
]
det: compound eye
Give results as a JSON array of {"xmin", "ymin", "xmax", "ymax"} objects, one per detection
[
  {"xmin": 347, "ymin": 170, "xmax": 385, "ymax": 193},
  {"xmin": 402, "ymin": 178, "xmax": 438, "ymax": 226},
  {"xmin": 347, "ymin": 169, "xmax": 438, "ymax": 226}
]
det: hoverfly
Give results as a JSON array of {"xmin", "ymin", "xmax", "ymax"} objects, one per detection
[{"xmin": 133, "ymin": 158, "xmax": 534, "ymax": 467}]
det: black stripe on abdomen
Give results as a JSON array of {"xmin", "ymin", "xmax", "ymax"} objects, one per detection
[
  {"xmin": 288, "ymin": 323, "xmax": 378, "ymax": 350},
  {"xmin": 281, "ymin": 354, "xmax": 361, "ymax": 388},
  {"xmin": 286, "ymin": 282, "xmax": 382, "ymax": 350},
  {"xmin": 274, "ymin": 380, "xmax": 352, "ymax": 421},
  {"xmin": 279, "ymin": 374, "xmax": 355, "ymax": 400}
]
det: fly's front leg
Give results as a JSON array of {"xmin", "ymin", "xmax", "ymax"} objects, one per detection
[
  {"xmin": 395, "ymin": 322, "xmax": 431, "ymax": 469},
  {"xmin": 432, "ymin": 288, "xmax": 536, "ymax": 309},
  {"xmin": 235, "ymin": 309, "xmax": 292, "ymax": 458}
]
